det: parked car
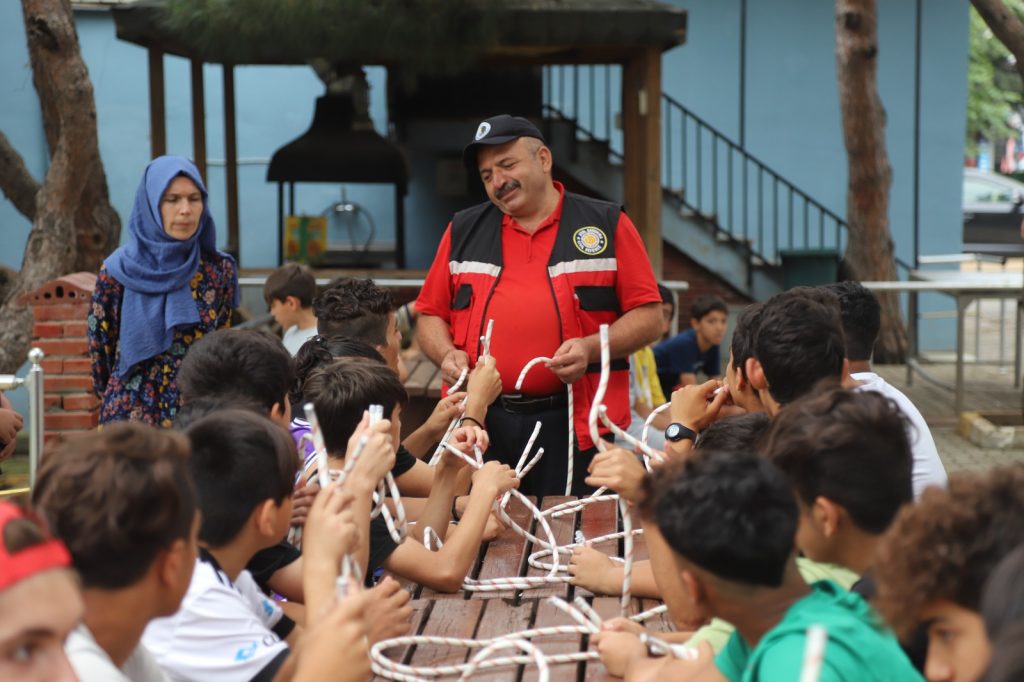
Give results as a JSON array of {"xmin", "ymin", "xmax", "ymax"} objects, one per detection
[{"xmin": 963, "ymin": 168, "xmax": 1024, "ymax": 255}]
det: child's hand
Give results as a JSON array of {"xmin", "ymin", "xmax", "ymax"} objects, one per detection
[
  {"xmin": 466, "ymin": 356, "xmax": 501, "ymax": 408},
  {"xmin": 363, "ymin": 577, "xmax": 413, "ymax": 644},
  {"xmin": 669, "ymin": 380, "xmax": 729, "ymax": 432},
  {"xmin": 568, "ymin": 545, "xmax": 621, "ymax": 595},
  {"xmin": 591, "ymin": 629, "xmax": 646, "ymax": 678},
  {"xmin": 449, "ymin": 424, "xmax": 489, "ymax": 456},
  {"xmin": 585, "ymin": 448, "xmax": 646, "ymax": 505},
  {"xmin": 481, "ymin": 510, "xmax": 507, "ymax": 541},
  {"xmin": 425, "ymin": 392, "xmax": 464, "ymax": 438},
  {"xmin": 0, "ymin": 407, "xmax": 24, "ymax": 448},
  {"xmin": 599, "ymin": 617, "xmax": 647, "ymax": 636},
  {"xmin": 348, "ymin": 413, "xmax": 395, "ymax": 489},
  {"xmin": 302, "ymin": 484, "xmax": 357, "ymax": 568},
  {"xmin": 293, "ymin": 590, "xmax": 372, "ymax": 682},
  {"xmin": 471, "ymin": 461, "xmax": 519, "ymax": 497},
  {"xmin": 290, "ymin": 479, "xmax": 319, "ymax": 528}
]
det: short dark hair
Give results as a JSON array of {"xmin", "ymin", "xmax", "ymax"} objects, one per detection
[
  {"xmin": 694, "ymin": 412, "xmax": 771, "ymax": 453},
  {"xmin": 874, "ymin": 464, "xmax": 1024, "ymax": 638},
  {"xmin": 640, "ymin": 451, "xmax": 798, "ymax": 588},
  {"xmin": 985, "ymin": 621, "xmax": 1024, "ymax": 682},
  {"xmin": 982, "ymin": 545, "xmax": 1024, "ymax": 642},
  {"xmin": 301, "ymin": 358, "xmax": 408, "ymax": 455},
  {"xmin": 313, "ymin": 278, "xmax": 394, "ymax": 346},
  {"xmin": 754, "ymin": 290, "xmax": 845, "ymax": 405},
  {"xmin": 263, "ymin": 263, "xmax": 317, "ymax": 308},
  {"xmin": 657, "ymin": 283, "xmax": 675, "ymax": 318},
  {"xmin": 730, "ymin": 302, "xmax": 764, "ymax": 382},
  {"xmin": 178, "ymin": 329, "xmax": 293, "ymax": 414},
  {"xmin": 690, "ymin": 294, "xmax": 727, "ymax": 321},
  {"xmin": 821, "ymin": 281, "xmax": 880, "ymax": 362},
  {"xmin": 33, "ymin": 423, "xmax": 196, "ymax": 589},
  {"xmin": 291, "ymin": 335, "xmax": 386, "ymax": 405},
  {"xmin": 173, "ymin": 393, "xmax": 267, "ymax": 430},
  {"xmin": 762, "ymin": 387, "xmax": 912, "ymax": 534},
  {"xmin": 185, "ymin": 410, "xmax": 298, "ymax": 547}
]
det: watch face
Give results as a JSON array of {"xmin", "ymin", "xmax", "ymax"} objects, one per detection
[{"xmin": 666, "ymin": 423, "xmax": 682, "ymax": 441}]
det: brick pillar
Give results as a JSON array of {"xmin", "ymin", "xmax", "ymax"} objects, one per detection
[{"xmin": 19, "ymin": 273, "xmax": 99, "ymax": 442}]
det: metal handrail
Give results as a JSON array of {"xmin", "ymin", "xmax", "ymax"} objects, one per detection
[
  {"xmin": 0, "ymin": 349, "xmax": 45, "ymax": 495},
  {"xmin": 542, "ymin": 65, "xmax": 862, "ymax": 269}
]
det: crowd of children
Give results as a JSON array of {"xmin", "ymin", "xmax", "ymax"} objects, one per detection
[{"xmin": 3, "ymin": 267, "xmax": 1023, "ymax": 682}]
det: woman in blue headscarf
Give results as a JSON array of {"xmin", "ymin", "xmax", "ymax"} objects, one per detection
[{"xmin": 88, "ymin": 156, "xmax": 239, "ymax": 427}]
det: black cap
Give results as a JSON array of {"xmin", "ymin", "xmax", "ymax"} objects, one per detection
[{"xmin": 462, "ymin": 115, "xmax": 546, "ymax": 169}]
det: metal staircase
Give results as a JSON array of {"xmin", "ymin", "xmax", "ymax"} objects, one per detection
[{"xmin": 541, "ymin": 65, "xmax": 850, "ymax": 299}]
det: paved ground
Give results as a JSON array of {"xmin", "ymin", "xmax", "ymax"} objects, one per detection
[{"xmin": 874, "ymin": 363, "xmax": 1024, "ymax": 473}]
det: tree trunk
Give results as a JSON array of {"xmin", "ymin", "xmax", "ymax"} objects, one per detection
[
  {"xmin": 971, "ymin": 0, "xmax": 1024, "ymax": 81},
  {"xmin": 0, "ymin": 0, "xmax": 113, "ymax": 373},
  {"xmin": 835, "ymin": 0, "xmax": 907, "ymax": 363}
]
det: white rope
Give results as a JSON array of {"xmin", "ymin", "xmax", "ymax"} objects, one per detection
[
  {"xmin": 365, "ymin": 323, "xmax": 678, "ymax": 680},
  {"xmin": 370, "ymin": 596, "xmax": 692, "ymax": 681},
  {"xmin": 448, "ymin": 367, "xmax": 469, "ymax": 395},
  {"xmin": 514, "ymin": 356, "xmax": 574, "ymax": 495}
]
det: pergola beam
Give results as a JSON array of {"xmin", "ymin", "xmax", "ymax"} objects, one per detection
[{"xmin": 622, "ymin": 47, "xmax": 662, "ymax": 276}]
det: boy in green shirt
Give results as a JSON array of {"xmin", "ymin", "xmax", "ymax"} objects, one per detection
[{"xmin": 592, "ymin": 450, "xmax": 921, "ymax": 681}]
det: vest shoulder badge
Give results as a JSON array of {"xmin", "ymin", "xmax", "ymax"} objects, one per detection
[{"xmin": 573, "ymin": 226, "xmax": 608, "ymax": 256}]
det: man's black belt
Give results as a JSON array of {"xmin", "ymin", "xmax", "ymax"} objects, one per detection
[{"xmin": 499, "ymin": 393, "xmax": 569, "ymax": 415}]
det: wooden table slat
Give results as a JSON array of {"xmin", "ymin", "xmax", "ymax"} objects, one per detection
[
  {"xmin": 473, "ymin": 495, "xmax": 538, "ymax": 600},
  {"xmin": 468, "ymin": 598, "xmax": 537, "ymax": 682},
  {"xmin": 575, "ymin": 496, "xmax": 621, "ymax": 599},
  {"xmin": 523, "ymin": 496, "xmax": 577, "ymax": 601},
  {"xmin": 519, "ymin": 598, "xmax": 585, "ymax": 682},
  {"xmin": 405, "ymin": 599, "xmax": 484, "ymax": 669},
  {"xmin": 638, "ymin": 598, "xmax": 675, "ymax": 634}
]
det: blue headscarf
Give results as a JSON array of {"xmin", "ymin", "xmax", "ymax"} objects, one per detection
[{"xmin": 104, "ymin": 156, "xmax": 239, "ymax": 378}]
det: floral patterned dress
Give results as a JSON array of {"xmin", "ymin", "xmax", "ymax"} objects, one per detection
[{"xmin": 88, "ymin": 253, "xmax": 237, "ymax": 427}]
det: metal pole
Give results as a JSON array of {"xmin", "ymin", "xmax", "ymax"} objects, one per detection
[
  {"xmin": 27, "ymin": 348, "xmax": 44, "ymax": 489},
  {"xmin": 739, "ymin": 0, "xmax": 747, "ymax": 147},
  {"xmin": 912, "ymin": 0, "xmax": 922, "ymax": 269}
]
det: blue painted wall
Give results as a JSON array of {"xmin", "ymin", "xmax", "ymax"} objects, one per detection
[
  {"xmin": 1, "ymin": 1, "xmax": 971, "ymax": 360},
  {"xmin": 0, "ymin": 7, "xmax": 394, "ymax": 272},
  {"xmin": 663, "ymin": 0, "xmax": 968, "ymax": 349}
]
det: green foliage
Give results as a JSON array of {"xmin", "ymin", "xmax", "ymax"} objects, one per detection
[
  {"xmin": 160, "ymin": 0, "xmax": 498, "ymax": 75},
  {"xmin": 968, "ymin": 4, "xmax": 1024, "ymax": 154}
]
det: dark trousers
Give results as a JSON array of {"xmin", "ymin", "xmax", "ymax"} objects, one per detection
[{"xmin": 484, "ymin": 402, "xmax": 606, "ymax": 497}]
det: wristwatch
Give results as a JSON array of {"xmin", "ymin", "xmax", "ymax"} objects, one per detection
[{"xmin": 664, "ymin": 423, "xmax": 698, "ymax": 443}]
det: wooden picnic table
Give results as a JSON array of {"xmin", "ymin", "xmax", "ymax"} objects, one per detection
[{"xmin": 371, "ymin": 495, "xmax": 672, "ymax": 681}]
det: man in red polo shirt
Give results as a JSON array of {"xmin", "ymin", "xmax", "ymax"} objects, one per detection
[{"xmin": 416, "ymin": 114, "xmax": 662, "ymax": 496}]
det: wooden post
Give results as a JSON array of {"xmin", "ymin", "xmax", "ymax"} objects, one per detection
[
  {"xmin": 190, "ymin": 59, "xmax": 207, "ymax": 182},
  {"xmin": 223, "ymin": 64, "xmax": 240, "ymax": 259},
  {"xmin": 622, "ymin": 48, "xmax": 663, "ymax": 277},
  {"xmin": 147, "ymin": 48, "xmax": 165, "ymax": 158}
]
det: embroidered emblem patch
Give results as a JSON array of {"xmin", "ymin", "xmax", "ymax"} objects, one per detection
[
  {"xmin": 475, "ymin": 121, "xmax": 491, "ymax": 141},
  {"xmin": 573, "ymin": 226, "xmax": 608, "ymax": 256}
]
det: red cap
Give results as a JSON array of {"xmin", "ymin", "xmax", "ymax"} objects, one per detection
[{"xmin": 0, "ymin": 501, "xmax": 71, "ymax": 591}]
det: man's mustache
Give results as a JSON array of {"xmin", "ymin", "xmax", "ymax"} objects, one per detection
[{"xmin": 495, "ymin": 181, "xmax": 521, "ymax": 200}]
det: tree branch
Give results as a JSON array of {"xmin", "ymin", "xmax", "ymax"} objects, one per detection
[
  {"xmin": 0, "ymin": 131, "xmax": 40, "ymax": 221},
  {"xmin": 972, "ymin": 0, "xmax": 1024, "ymax": 81}
]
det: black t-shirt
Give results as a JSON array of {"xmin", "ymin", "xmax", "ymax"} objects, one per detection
[
  {"xmin": 366, "ymin": 514, "xmax": 399, "ymax": 586},
  {"xmin": 246, "ymin": 540, "xmax": 302, "ymax": 593},
  {"xmin": 393, "ymin": 445, "xmax": 417, "ymax": 478}
]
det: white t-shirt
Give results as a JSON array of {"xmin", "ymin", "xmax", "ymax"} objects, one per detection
[
  {"xmin": 853, "ymin": 371, "xmax": 948, "ymax": 498},
  {"xmin": 66, "ymin": 624, "xmax": 167, "ymax": 682},
  {"xmin": 282, "ymin": 324, "xmax": 318, "ymax": 356},
  {"xmin": 142, "ymin": 553, "xmax": 291, "ymax": 682}
]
